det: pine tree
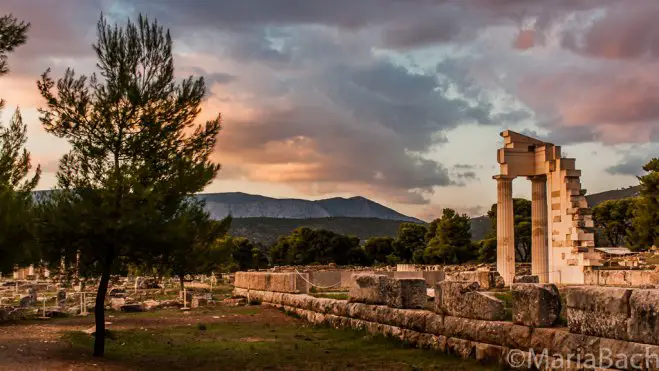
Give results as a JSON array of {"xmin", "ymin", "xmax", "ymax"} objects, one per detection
[
  {"xmin": 0, "ymin": 14, "xmax": 41, "ymax": 273},
  {"xmin": 630, "ymin": 159, "xmax": 659, "ymax": 249},
  {"xmin": 37, "ymin": 15, "xmax": 221, "ymax": 356}
]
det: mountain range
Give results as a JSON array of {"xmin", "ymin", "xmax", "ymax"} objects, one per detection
[
  {"xmin": 31, "ymin": 186, "xmax": 640, "ymax": 245},
  {"xmin": 196, "ymin": 192, "xmax": 423, "ymax": 223}
]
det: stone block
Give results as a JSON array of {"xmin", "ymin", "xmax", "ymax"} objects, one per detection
[
  {"xmin": 191, "ymin": 296, "xmax": 208, "ymax": 309},
  {"xmin": 628, "ymin": 289, "xmax": 659, "ymax": 345},
  {"xmin": 566, "ymin": 286, "xmax": 632, "ymax": 340},
  {"xmin": 110, "ymin": 297, "xmax": 126, "ymax": 311},
  {"xmin": 434, "ymin": 281, "xmax": 506, "ymax": 321},
  {"xmin": 348, "ymin": 274, "xmax": 426, "ymax": 309},
  {"xmin": 512, "ymin": 283, "xmax": 561, "ymax": 327},
  {"xmin": 513, "ymin": 275, "xmax": 539, "ymax": 284}
]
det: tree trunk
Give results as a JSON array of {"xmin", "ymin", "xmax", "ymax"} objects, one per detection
[
  {"xmin": 179, "ymin": 276, "xmax": 185, "ymax": 292},
  {"xmin": 93, "ymin": 248, "xmax": 114, "ymax": 357}
]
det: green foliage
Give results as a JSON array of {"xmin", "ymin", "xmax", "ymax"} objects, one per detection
[
  {"xmin": 629, "ymin": 158, "xmax": 659, "ymax": 249},
  {"xmin": 363, "ymin": 237, "xmax": 394, "ymax": 264},
  {"xmin": 36, "ymin": 14, "xmax": 220, "ymax": 357},
  {"xmin": 0, "ymin": 14, "xmax": 40, "ymax": 273},
  {"xmin": 592, "ymin": 198, "xmax": 635, "ymax": 247},
  {"xmin": 148, "ymin": 200, "xmax": 231, "ymax": 289},
  {"xmin": 392, "ymin": 223, "xmax": 427, "ymax": 263},
  {"xmin": 476, "ymin": 237, "xmax": 497, "ymax": 263},
  {"xmin": 270, "ymin": 227, "xmax": 361, "ymax": 266},
  {"xmin": 487, "ymin": 198, "xmax": 532, "ymax": 262},
  {"xmin": 0, "ymin": 14, "xmax": 29, "ymax": 76},
  {"xmin": 423, "ymin": 209, "xmax": 473, "ymax": 264}
]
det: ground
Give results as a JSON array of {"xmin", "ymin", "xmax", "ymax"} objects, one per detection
[{"xmin": 0, "ymin": 304, "xmax": 499, "ymax": 370}]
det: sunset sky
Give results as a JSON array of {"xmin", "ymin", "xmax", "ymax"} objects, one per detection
[{"xmin": 0, "ymin": 0, "xmax": 657, "ymax": 221}]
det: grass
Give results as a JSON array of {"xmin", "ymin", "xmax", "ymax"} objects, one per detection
[
  {"xmin": 64, "ymin": 306, "xmax": 499, "ymax": 371},
  {"xmin": 492, "ymin": 292, "xmax": 513, "ymax": 321}
]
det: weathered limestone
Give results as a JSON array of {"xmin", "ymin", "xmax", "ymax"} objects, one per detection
[
  {"xmin": 513, "ymin": 275, "xmax": 539, "ymax": 284},
  {"xmin": 628, "ymin": 289, "xmax": 659, "ymax": 345},
  {"xmin": 234, "ymin": 271, "xmax": 309, "ymax": 293},
  {"xmin": 566, "ymin": 286, "xmax": 632, "ymax": 340},
  {"xmin": 233, "ymin": 287, "xmax": 659, "ymax": 369},
  {"xmin": 434, "ymin": 281, "xmax": 506, "ymax": 321},
  {"xmin": 495, "ymin": 130, "xmax": 600, "ymax": 285},
  {"xmin": 446, "ymin": 270, "xmax": 504, "ymax": 289},
  {"xmin": 530, "ymin": 175, "xmax": 549, "ymax": 283},
  {"xmin": 348, "ymin": 274, "xmax": 426, "ymax": 309},
  {"xmin": 512, "ymin": 283, "xmax": 561, "ymax": 327},
  {"xmin": 495, "ymin": 176, "xmax": 515, "ymax": 285}
]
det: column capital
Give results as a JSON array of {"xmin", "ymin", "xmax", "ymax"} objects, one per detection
[
  {"xmin": 527, "ymin": 174, "xmax": 547, "ymax": 182},
  {"xmin": 493, "ymin": 175, "xmax": 516, "ymax": 182}
]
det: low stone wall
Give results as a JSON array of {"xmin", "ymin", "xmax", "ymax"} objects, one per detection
[
  {"xmin": 307, "ymin": 270, "xmax": 444, "ymax": 291},
  {"xmin": 234, "ymin": 272, "xmax": 309, "ymax": 293},
  {"xmin": 445, "ymin": 270, "xmax": 503, "ymax": 290},
  {"xmin": 567, "ymin": 286, "xmax": 659, "ymax": 345},
  {"xmin": 349, "ymin": 274, "xmax": 426, "ymax": 309},
  {"xmin": 234, "ymin": 287, "xmax": 659, "ymax": 369},
  {"xmin": 584, "ymin": 269, "xmax": 659, "ymax": 287}
]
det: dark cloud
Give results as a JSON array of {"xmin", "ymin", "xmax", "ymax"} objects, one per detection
[{"xmin": 606, "ymin": 146, "xmax": 659, "ymax": 176}]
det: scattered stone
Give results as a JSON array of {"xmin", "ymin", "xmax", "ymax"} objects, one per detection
[
  {"xmin": 223, "ymin": 297, "xmax": 247, "ymax": 307},
  {"xmin": 142, "ymin": 299, "xmax": 161, "ymax": 311},
  {"xmin": 513, "ymin": 275, "xmax": 539, "ymax": 284},
  {"xmin": 108, "ymin": 288, "xmax": 126, "ymax": 298},
  {"xmin": 512, "ymin": 283, "xmax": 561, "ymax": 327},
  {"xmin": 191, "ymin": 297, "xmax": 208, "ymax": 309},
  {"xmin": 110, "ymin": 297, "xmax": 126, "ymax": 311}
]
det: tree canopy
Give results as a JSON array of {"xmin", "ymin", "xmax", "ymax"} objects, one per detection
[
  {"xmin": 36, "ymin": 15, "xmax": 221, "ymax": 357},
  {"xmin": 630, "ymin": 159, "xmax": 659, "ymax": 249}
]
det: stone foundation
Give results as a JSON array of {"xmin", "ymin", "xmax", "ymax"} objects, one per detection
[{"xmin": 234, "ymin": 287, "xmax": 659, "ymax": 369}]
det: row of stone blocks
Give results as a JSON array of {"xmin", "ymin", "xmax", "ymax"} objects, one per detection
[
  {"xmin": 234, "ymin": 271, "xmax": 309, "ymax": 293},
  {"xmin": 567, "ymin": 286, "xmax": 659, "ymax": 345},
  {"xmin": 234, "ymin": 287, "xmax": 659, "ymax": 369},
  {"xmin": 349, "ymin": 273, "xmax": 561, "ymax": 327}
]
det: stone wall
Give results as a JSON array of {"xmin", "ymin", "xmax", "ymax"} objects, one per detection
[
  {"xmin": 567, "ymin": 286, "xmax": 659, "ymax": 345},
  {"xmin": 234, "ymin": 272, "xmax": 309, "ymax": 293},
  {"xmin": 306, "ymin": 270, "xmax": 444, "ymax": 291},
  {"xmin": 583, "ymin": 269, "xmax": 659, "ymax": 287},
  {"xmin": 234, "ymin": 287, "xmax": 659, "ymax": 369}
]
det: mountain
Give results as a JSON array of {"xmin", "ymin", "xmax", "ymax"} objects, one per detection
[
  {"xmin": 584, "ymin": 185, "xmax": 640, "ymax": 207},
  {"xmin": 469, "ymin": 185, "xmax": 641, "ymax": 241},
  {"xmin": 196, "ymin": 192, "xmax": 422, "ymax": 223}
]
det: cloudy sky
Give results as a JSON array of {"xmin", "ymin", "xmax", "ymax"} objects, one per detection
[{"xmin": 0, "ymin": 0, "xmax": 657, "ymax": 220}]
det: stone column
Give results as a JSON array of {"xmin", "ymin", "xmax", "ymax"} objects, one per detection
[
  {"xmin": 494, "ymin": 176, "xmax": 515, "ymax": 285},
  {"xmin": 530, "ymin": 175, "xmax": 549, "ymax": 283}
]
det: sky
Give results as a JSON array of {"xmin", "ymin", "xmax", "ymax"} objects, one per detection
[{"xmin": 0, "ymin": 0, "xmax": 657, "ymax": 221}]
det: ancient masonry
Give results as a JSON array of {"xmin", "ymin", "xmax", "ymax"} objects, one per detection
[
  {"xmin": 495, "ymin": 130, "xmax": 601, "ymax": 284},
  {"xmin": 234, "ymin": 271, "xmax": 659, "ymax": 369}
]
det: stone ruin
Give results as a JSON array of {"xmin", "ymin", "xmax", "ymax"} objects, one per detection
[
  {"xmin": 495, "ymin": 130, "xmax": 602, "ymax": 285},
  {"xmin": 233, "ymin": 270, "xmax": 659, "ymax": 368}
]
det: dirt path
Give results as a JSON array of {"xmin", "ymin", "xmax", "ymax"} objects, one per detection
[{"xmin": 0, "ymin": 306, "xmax": 294, "ymax": 371}]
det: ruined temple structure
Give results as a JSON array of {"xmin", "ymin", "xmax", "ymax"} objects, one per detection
[{"xmin": 494, "ymin": 130, "xmax": 602, "ymax": 285}]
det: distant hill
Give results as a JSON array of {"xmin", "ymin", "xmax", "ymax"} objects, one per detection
[
  {"xmin": 469, "ymin": 185, "xmax": 641, "ymax": 241},
  {"xmin": 229, "ymin": 217, "xmax": 411, "ymax": 245},
  {"xmin": 585, "ymin": 185, "xmax": 640, "ymax": 207},
  {"xmin": 197, "ymin": 192, "xmax": 422, "ymax": 223}
]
